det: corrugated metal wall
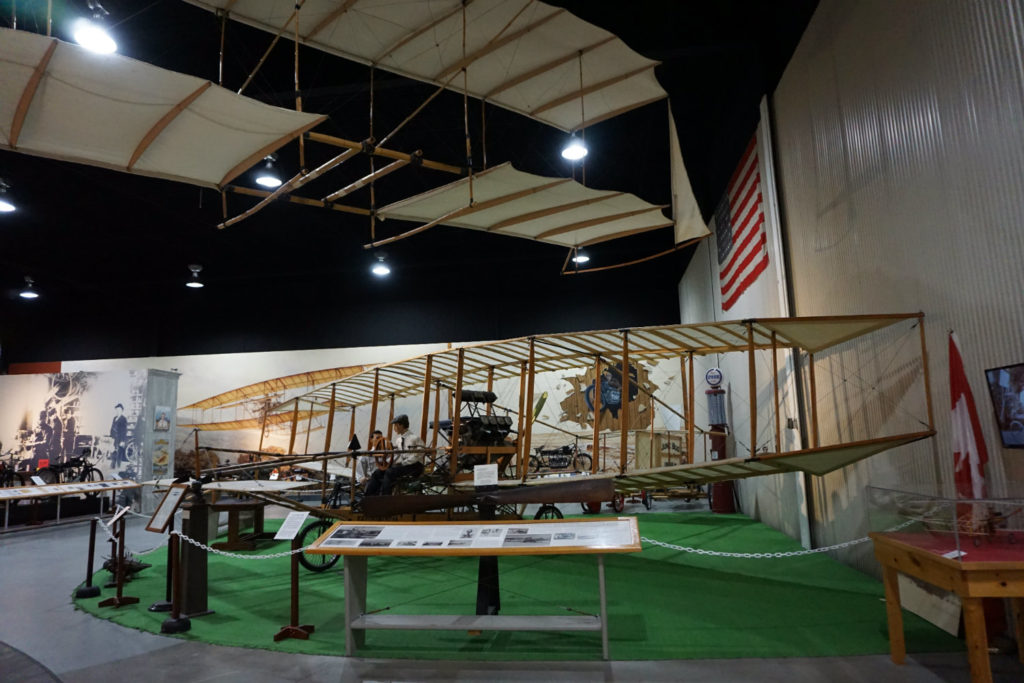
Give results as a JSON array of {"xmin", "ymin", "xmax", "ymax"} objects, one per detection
[{"xmin": 771, "ymin": 0, "xmax": 1024, "ymax": 573}]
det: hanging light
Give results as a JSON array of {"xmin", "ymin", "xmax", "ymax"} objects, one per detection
[
  {"xmin": 571, "ymin": 249, "xmax": 590, "ymax": 264},
  {"xmin": 255, "ymin": 155, "xmax": 282, "ymax": 188},
  {"xmin": 561, "ymin": 133, "xmax": 588, "ymax": 161},
  {"xmin": 72, "ymin": 2, "xmax": 117, "ymax": 54},
  {"xmin": 0, "ymin": 179, "xmax": 14, "ymax": 213},
  {"xmin": 19, "ymin": 276, "xmax": 39, "ymax": 299},
  {"xmin": 371, "ymin": 255, "xmax": 391, "ymax": 277},
  {"xmin": 186, "ymin": 264, "xmax": 204, "ymax": 289}
]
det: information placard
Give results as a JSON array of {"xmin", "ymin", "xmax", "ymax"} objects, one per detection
[
  {"xmin": 145, "ymin": 484, "xmax": 187, "ymax": 533},
  {"xmin": 274, "ymin": 511, "xmax": 310, "ymax": 541}
]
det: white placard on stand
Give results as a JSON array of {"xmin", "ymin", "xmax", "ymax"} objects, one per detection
[
  {"xmin": 30, "ymin": 475, "xmax": 46, "ymax": 486},
  {"xmin": 274, "ymin": 511, "xmax": 310, "ymax": 541}
]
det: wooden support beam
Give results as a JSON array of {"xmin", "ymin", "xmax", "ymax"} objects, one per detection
[
  {"xmin": 288, "ymin": 400, "xmax": 300, "ymax": 455},
  {"xmin": 486, "ymin": 366, "xmax": 494, "ymax": 417},
  {"xmin": 420, "ymin": 355, "xmax": 433, "ymax": 442},
  {"xmin": 323, "ymin": 157, "xmax": 410, "ymax": 202},
  {"xmin": 620, "ymin": 330, "xmax": 629, "ymax": 473},
  {"xmin": 219, "ymin": 147, "xmax": 359, "ymax": 229},
  {"xmin": 747, "ymin": 323, "xmax": 757, "ymax": 457},
  {"xmin": 808, "ymin": 353, "xmax": 819, "ymax": 448},
  {"xmin": 561, "ymin": 236, "xmax": 705, "ymax": 275},
  {"xmin": 225, "ymin": 184, "xmax": 369, "ymax": 216},
  {"xmin": 322, "ymin": 384, "xmax": 337, "ymax": 504},
  {"xmin": 576, "ymin": 220, "xmax": 675, "ymax": 248},
  {"xmin": 10, "ymin": 39, "xmax": 57, "ymax": 149},
  {"xmin": 487, "ymin": 192, "xmax": 623, "ymax": 232},
  {"xmin": 238, "ymin": 0, "xmax": 306, "ymax": 95},
  {"xmin": 532, "ymin": 64, "xmax": 656, "ymax": 115},
  {"xmin": 591, "ymin": 356, "xmax": 602, "ymax": 474},
  {"xmin": 433, "ymin": 10, "xmax": 563, "ymax": 81},
  {"xmin": 535, "ymin": 206, "xmax": 669, "ymax": 240},
  {"xmin": 523, "ymin": 340, "xmax": 537, "ymax": 477},
  {"xmin": 451, "ymin": 349, "xmax": 465, "ymax": 481},
  {"xmin": 517, "ymin": 360, "xmax": 528, "ymax": 480},
  {"xmin": 484, "ymin": 36, "xmax": 615, "ymax": 100},
  {"xmin": 373, "ymin": 1, "xmax": 471, "ymax": 64},
  {"xmin": 129, "ymin": 83, "xmax": 211, "ymax": 170},
  {"xmin": 367, "ymin": 369, "xmax": 380, "ymax": 445},
  {"xmin": 308, "ymin": 131, "xmax": 463, "ymax": 174},
  {"xmin": 386, "ymin": 393, "xmax": 396, "ymax": 442},
  {"xmin": 688, "ymin": 352, "xmax": 695, "ymax": 462},
  {"xmin": 302, "ymin": 0, "xmax": 358, "ymax": 42},
  {"xmin": 218, "ymin": 116, "xmax": 326, "ymax": 188},
  {"xmin": 772, "ymin": 332, "xmax": 781, "ymax": 454}
]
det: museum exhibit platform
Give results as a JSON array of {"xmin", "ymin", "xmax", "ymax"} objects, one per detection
[{"xmin": 71, "ymin": 511, "xmax": 966, "ymax": 662}]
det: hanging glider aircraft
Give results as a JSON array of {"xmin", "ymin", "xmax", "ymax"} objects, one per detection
[
  {"xmin": 244, "ymin": 312, "xmax": 936, "ymax": 517},
  {"xmin": 0, "ymin": 0, "xmax": 710, "ymax": 272}
]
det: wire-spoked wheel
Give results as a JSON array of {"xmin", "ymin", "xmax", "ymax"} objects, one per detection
[
  {"xmin": 533, "ymin": 504, "xmax": 563, "ymax": 519},
  {"xmin": 297, "ymin": 519, "xmax": 341, "ymax": 573}
]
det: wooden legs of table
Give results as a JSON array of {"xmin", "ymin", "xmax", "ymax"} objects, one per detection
[
  {"xmin": 881, "ymin": 565, "xmax": 906, "ymax": 665},
  {"xmin": 962, "ymin": 597, "xmax": 993, "ymax": 683},
  {"xmin": 344, "ymin": 555, "xmax": 367, "ymax": 656}
]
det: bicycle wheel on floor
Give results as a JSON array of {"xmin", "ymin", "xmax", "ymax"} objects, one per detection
[
  {"xmin": 297, "ymin": 519, "xmax": 341, "ymax": 573},
  {"xmin": 533, "ymin": 504, "xmax": 563, "ymax": 520}
]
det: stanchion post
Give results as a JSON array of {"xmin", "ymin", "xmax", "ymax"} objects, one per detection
[
  {"xmin": 274, "ymin": 536, "xmax": 315, "ymax": 641},
  {"xmin": 75, "ymin": 518, "xmax": 101, "ymax": 598},
  {"xmin": 161, "ymin": 533, "xmax": 191, "ymax": 633},
  {"xmin": 99, "ymin": 517, "xmax": 139, "ymax": 607},
  {"xmin": 149, "ymin": 514, "xmax": 174, "ymax": 612}
]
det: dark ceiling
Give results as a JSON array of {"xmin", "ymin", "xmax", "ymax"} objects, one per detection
[{"xmin": 0, "ymin": 0, "xmax": 817, "ymax": 367}]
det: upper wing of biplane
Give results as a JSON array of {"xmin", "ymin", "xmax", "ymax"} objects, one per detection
[
  {"xmin": 185, "ymin": 0, "xmax": 666, "ymax": 133},
  {"xmin": 0, "ymin": 28, "xmax": 324, "ymax": 188}
]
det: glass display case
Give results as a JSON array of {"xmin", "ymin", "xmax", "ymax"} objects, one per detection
[{"xmin": 867, "ymin": 485, "xmax": 1024, "ymax": 561}]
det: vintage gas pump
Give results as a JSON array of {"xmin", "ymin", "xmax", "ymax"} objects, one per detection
[{"xmin": 705, "ymin": 368, "xmax": 735, "ymax": 513}]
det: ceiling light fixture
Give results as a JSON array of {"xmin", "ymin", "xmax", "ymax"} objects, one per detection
[
  {"xmin": 255, "ymin": 154, "xmax": 282, "ymax": 188},
  {"xmin": 561, "ymin": 133, "xmax": 588, "ymax": 161},
  {"xmin": 571, "ymin": 249, "xmax": 590, "ymax": 264},
  {"xmin": 0, "ymin": 179, "xmax": 14, "ymax": 213},
  {"xmin": 72, "ymin": 1, "xmax": 117, "ymax": 54},
  {"xmin": 19, "ymin": 276, "xmax": 39, "ymax": 299},
  {"xmin": 186, "ymin": 264, "xmax": 204, "ymax": 288},
  {"xmin": 371, "ymin": 255, "xmax": 391, "ymax": 277}
]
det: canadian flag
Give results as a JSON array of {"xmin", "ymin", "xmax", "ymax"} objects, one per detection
[{"xmin": 950, "ymin": 332, "xmax": 988, "ymax": 500}]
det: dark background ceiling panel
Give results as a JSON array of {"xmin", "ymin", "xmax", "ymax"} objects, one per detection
[{"xmin": 0, "ymin": 0, "xmax": 817, "ymax": 367}]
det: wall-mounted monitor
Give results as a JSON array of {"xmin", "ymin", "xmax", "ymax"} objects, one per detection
[{"xmin": 984, "ymin": 363, "xmax": 1024, "ymax": 448}]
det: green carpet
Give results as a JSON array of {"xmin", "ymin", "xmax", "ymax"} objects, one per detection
[{"xmin": 73, "ymin": 512, "xmax": 963, "ymax": 661}]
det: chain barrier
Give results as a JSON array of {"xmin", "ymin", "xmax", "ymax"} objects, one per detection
[
  {"xmin": 640, "ymin": 518, "xmax": 917, "ymax": 559},
  {"xmin": 170, "ymin": 529, "xmax": 308, "ymax": 560}
]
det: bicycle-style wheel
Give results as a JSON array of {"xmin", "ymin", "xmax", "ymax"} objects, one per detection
[
  {"xmin": 533, "ymin": 504, "xmax": 563, "ymax": 519},
  {"xmin": 529, "ymin": 456, "xmax": 542, "ymax": 473},
  {"xmin": 35, "ymin": 468, "xmax": 58, "ymax": 485},
  {"xmin": 573, "ymin": 453, "xmax": 592, "ymax": 473},
  {"xmin": 81, "ymin": 467, "xmax": 103, "ymax": 496},
  {"xmin": 610, "ymin": 493, "xmax": 625, "ymax": 513},
  {"xmin": 297, "ymin": 519, "xmax": 341, "ymax": 573},
  {"xmin": 0, "ymin": 470, "xmax": 26, "ymax": 505}
]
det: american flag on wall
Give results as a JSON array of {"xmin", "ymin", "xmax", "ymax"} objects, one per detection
[{"xmin": 715, "ymin": 135, "xmax": 769, "ymax": 311}]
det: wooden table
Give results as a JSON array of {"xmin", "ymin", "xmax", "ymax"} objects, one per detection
[
  {"xmin": 209, "ymin": 498, "xmax": 273, "ymax": 550},
  {"xmin": 870, "ymin": 531, "xmax": 1024, "ymax": 682},
  {"xmin": 306, "ymin": 516, "xmax": 641, "ymax": 659}
]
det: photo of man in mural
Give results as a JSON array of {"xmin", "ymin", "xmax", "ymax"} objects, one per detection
[{"xmin": 110, "ymin": 403, "xmax": 128, "ymax": 468}]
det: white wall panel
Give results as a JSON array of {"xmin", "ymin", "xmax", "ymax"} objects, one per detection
[{"xmin": 771, "ymin": 0, "xmax": 1024, "ymax": 573}]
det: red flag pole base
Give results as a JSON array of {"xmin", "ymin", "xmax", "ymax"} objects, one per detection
[{"xmin": 273, "ymin": 624, "xmax": 314, "ymax": 642}]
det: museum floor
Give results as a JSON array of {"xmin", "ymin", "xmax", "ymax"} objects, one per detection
[{"xmin": 3, "ymin": 503, "xmax": 1024, "ymax": 683}]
